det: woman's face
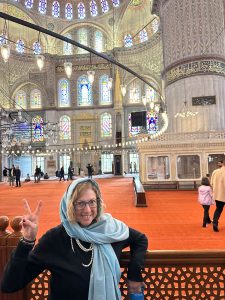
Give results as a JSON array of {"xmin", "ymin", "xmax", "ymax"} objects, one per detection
[{"xmin": 73, "ymin": 188, "xmax": 98, "ymax": 227}]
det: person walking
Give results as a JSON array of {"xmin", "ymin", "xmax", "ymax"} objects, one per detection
[
  {"xmin": 59, "ymin": 166, "xmax": 65, "ymax": 181},
  {"xmin": 198, "ymin": 177, "xmax": 214, "ymax": 227},
  {"xmin": 6, "ymin": 165, "xmax": 15, "ymax": 187},
  {"xmin": 15, "ymin": 166, "xmax": 21, "ymax": 187},
  {"xmin": 3, "ymin": 167, "xmax": 8, "ymax": 183},
  {"xmin": 34, "ymin": 166, "xmax": 41, "ymax": 183},
  {"xmin": 1, "ymin": 178, "xmax": 148, "ymax": 299},
  {"xmin": 86, "ymin": 164, "xmax": 93, "ymax": 179},
  {"xmin": 211, "ymin": 160, "xmax": 225, "ymax": 232}
]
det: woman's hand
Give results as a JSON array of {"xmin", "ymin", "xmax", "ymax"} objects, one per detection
[
  {"xmin": 127, "ymin": 280, "xmax": 146, "ymax": 294},
  {"xmin": 20, "ymin": 199, "xmax": 42, "ymax": 241}
]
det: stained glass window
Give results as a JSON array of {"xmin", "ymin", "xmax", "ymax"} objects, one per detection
[
  {"xmin": 30, "ymin": 89, "xmax": 41, "ymax": 108},
  {"xmin": 101, "ymin": 0, "xmax": 109, "ymax": 13},
  {"xmin": 65, "ymin": 3, "xmax": 73, "ymax": 19},
  {"xmin": 128, "ymin": 113, "xmax": 141, "ymax": 137},
  {"xmin": 77, "ymin": 75, "xmax": 92, "ymax": 106},
  {"xmin": 101, "ymin": 113, "xmax": 112, "ymax": 137},
  {"xmin": 77, "ymin": 28, "xmax": 88, "ymax": 54},
  {"xmin": 112, "ymin": 0, "xmax": 120, "ymax": 7},
  {"xmin": 139, "ymin": 29, "xmax": 148, "ymax": 43},
  {"xmin": 52, "ymin": 1, "xmax": 60, "ymax": 17},
  {"xmin": 39, "ymin": 0, "xmax": 47, "ymax": 14},
  {"xmin": 152, "ymin": 18, "xmax": 159, "ymax": 33},
  {"xmin": 59, "ymin": 115, "xmax": 71, "ymax": 140},
  {"xmin": 0, "ymin": 34, "xmax": 8, "ymax": 45},
  {"xmin": 146, "ymin": 111, "xmax": 158, "ymax": 134},
  {"xmin": 15, "ymin": 90, "xmax": 26, "ymax": 109},
  {"xmin": 146, "ymin": 86, "xmax": 156, "ymax": 101},
  {"xmin": 129, "ymin": 83, "xmax": 140, "ymax": 103},
  {"xmin": 32, "ymin": 115, "xmax": 44, "ymax": 142},
  {"xmin": 25, "ymin": 0, "xmax": 33, "ymax": 8},
  {"xmin": 16, "ymin": 39, "xmax": 25, "ymax": 54},
  {"xmin": 33, "ymin": 41, "xmax": 42, "ymax": 55},
  {"xmin": 95, "ymin": 31, "xmax": 103, "ymax": 52},
  {"xmin": 63, "ymin": 33, "xmax": 73, "ymax": 55},
  {"xmin": 58, "ymin": 79, "xmax": 70, "ymax": 107},
  {"xmin": 90, "ymin": 0, "xmax": 98, "ymax": 17},
  {"xmin": 100, "ymin": 75, "xmax": 111, "ymax": 104},
  {"xmin": 124, "ymin": 34, "xmax": 133, "ymax": 47},
  {"xmin": 78, "ymin": 2, "xmax": 85, "ymax": 19}
]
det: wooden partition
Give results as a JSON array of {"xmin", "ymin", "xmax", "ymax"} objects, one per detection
[{"xmin": 1, "ymin": 216, "xmax": 225, "ymax": 300}]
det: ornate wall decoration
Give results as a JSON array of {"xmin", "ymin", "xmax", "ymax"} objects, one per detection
[
  {"xmin": 165, "ymin": 59, "xmax": 225, "ymax": 86},
  {"xmin": 192, "ymin": 96, "xmax": 216, "ymax": 106},
  {"xmin": 56, "ymin": 63, "xmax": 112, "ymax": 73}
]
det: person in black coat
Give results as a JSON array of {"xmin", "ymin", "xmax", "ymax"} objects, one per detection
[
  {"xmin": 1, "ymin": 178, "xmax": 148, "ymax": 300},
  {"xmin": 59, "ymin": 166, "xmax": 65, "ymax": 181},
  {"xmin": 15, "ymin": 166, "xmax": 21, "ymax": 187},
  {"xmin": 86, "ymin": 163, "xmax": 94, "ymax": 179}
]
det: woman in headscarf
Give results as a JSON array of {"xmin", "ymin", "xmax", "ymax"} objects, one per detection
[{"xmin": 1, "ymin": 178, "xmax": 148, "ymax": 300}]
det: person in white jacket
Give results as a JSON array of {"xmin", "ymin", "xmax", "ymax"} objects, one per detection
[{"xmin": 198, "ymin": 177, "xmax": 215, "ymax": 228}]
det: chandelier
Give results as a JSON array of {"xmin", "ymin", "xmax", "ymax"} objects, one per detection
[{"xmin": 174, "ymin": 100, "xmax": 198, "ymax": 118}]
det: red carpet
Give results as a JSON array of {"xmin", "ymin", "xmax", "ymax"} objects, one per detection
[{"xmin": 1, "ymin": 178, "xmax": 225, "ymax": 250}]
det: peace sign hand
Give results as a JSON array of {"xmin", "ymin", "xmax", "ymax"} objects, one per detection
[{"xmin": 21, "ymin": 199, "xmax": 43, "ymax": 241}]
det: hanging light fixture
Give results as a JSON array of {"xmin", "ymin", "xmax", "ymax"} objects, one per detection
[
  {"xmin": 36, "ymin": 55, "xmax": 45, "ymax": 71},
  {"xmin": 120, "ymin": 84, "xmax": 127, "ymax": 96},
  {"xmin": 108, "ymin": 77, "xmax": 113, "ymax": 90},
  {"xmin": 64, "ymin": 62, "xmax": 73, "ymax": 78},
  {"xmin": 87, "ymin": 70, "xmax": 95, "ymax": 84},
  {"xmin": 174, "ymin": 79, "xmax": 198, "ymax": 118},
  {"xmin": 1, "ymin": 43, "xmax": 10, "ymax": 63}
]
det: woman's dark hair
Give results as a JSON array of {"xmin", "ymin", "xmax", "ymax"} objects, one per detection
[{"xmin": 201, "ymin": 177, "xmax": 210, "ymax": 186}]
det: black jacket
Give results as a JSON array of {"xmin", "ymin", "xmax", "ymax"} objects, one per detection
[{"xmin": 1, "ymin": 224, "xmax": 148, "ymax": 300}]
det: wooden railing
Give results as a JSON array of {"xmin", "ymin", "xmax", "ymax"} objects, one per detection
[
  {"xmin": 133, "ymin": 176, "xmax": 147, "ymax": 207},
  {"xmin": 1, "ymin": 216, "xmax": 225, "ymax": 300}
]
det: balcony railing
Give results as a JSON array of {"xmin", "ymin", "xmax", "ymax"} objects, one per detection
[{"xmin": 1, "ymin": 216, "xmax": 225, "ymax": 300}]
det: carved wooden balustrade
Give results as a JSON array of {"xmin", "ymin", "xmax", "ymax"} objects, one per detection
[{"xmin": 1, "ymin": 216, "xmax": 225, "ymax": 300}]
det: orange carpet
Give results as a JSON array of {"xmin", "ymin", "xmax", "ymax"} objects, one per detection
[{"xmin": 1, "ymin": 178, "xmax": 225, "ymax": 250}]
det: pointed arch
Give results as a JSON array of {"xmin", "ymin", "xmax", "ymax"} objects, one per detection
[
  {"xmin": 99, "ymin": 74, "xmax": 111, "ymax": 105},
  {"xmin": 58, "ymin": 78, "xmax": 70, "ymax": 107},
  {"xmin": 77, "ymin": 75, "xmax": 92, "ymax": 106},
  {"xmin": 15, "ymin": 90, "xmax": 27, "ymax": 109},
  {"xmin": 30, "ymin": 89, "xmax": 42, "ymax": 108},
  {"xmin": 101, "ymin": 113, "xmax": 112, "ymax": 137},
  {"xmin": 59, "ymin": 115, "xmax": 71, "ymax": 140}
]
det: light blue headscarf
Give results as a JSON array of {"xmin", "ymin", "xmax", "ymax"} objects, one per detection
[{"xmin": 60, "ymin": 178, "xmax": 129, "ymax": 300}]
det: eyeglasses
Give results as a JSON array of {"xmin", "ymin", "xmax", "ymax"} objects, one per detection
[{"xmin": 73, "ymin": 199, "xmax": 98, "ymax": 210}]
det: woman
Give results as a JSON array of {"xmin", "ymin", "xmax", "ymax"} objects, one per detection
[{"xmin": 1, "ymin": 178, "xmax": 148, "ymax": 300}]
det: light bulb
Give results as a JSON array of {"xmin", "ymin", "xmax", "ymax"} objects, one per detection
[
  {"xmin": 64, "ymin": 62, "xmax": 73, "ymax": 78},
  {"xmin": 87, "ymin": 70, "xmax": 95, "ymax": 84},
  {"xmin": 120, "ymin": 84, "xmax": 127, "ymax": 96},
  {"xmin": 36, "ymin": 55, "xmax": 45, "ymax": 71},
  {"xmin": 108, "ymin": 78, "xmax": 113, "ymax": 90},
  {"xmin": 1, "ymin": 44, "xmax": 10, "ymax": 63}
]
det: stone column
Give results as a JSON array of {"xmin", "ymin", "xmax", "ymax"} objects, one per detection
[{"xmin": 152, "ymin": 0, "xmax": 225, "ymax": 133}]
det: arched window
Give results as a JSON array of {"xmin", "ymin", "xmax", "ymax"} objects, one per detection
[
  {"xmin": 15, "ymin": 90, "xmax": 26, "ymax": 109},
  {"xmin": 129, "ymin": 82, "xmax": 141, "ymax": 103},
  {"xmin": 63, "ymin": 33, "xmax": 73, "ymax": 55},
  {"xmin": 77, "ymin": 75, "xmax": 92, "ymax": 106},
  {"xmin": 30, "ymin": 89, "xmax": 42, "ymax": 108},
  {"xmin": 77, "ymin": 28, "xmax": 88, "ymax": 54},
  {"xmin": 78, "ymin": 2, "xmax": 85, "ymax": 19},
  {"xmin": 124, "ymin": 34, "xmax": 133, "ymax": 47},
  {"xmin": 128, "ymin": 113, "xmax": 141, "ymax": 137},
  {"xmin": 90, "ymin": 0, "xmax": 98, "ymax": 17},
  {"xmin": 101, "ymin": 113, "xmax": 112, "ymax": 137},
  {"xmin": 146, "ymin": 86, "xmax": 156, "ymax": 102},
  {"xmin": 112, "ymin": 0, "xmax": 119, "ymax": 7},
  {"xmin": 33, "ymin": 41, "xmax": 42, "ymax": 55},
  {"xmin": 65, "ymin": 3, "xmax": 73, "ymax": 19},
  {"xmin": 16, "ymin": 39, "xmax": 25, "ymax": 54},
  {"xmin": 95, "ymin": 31, "xmax": 103, "ymax": 52},
  {"xmin": 39, "ymin": 0, "xmax": 47, "ymax": 14},
  {"xmin": 25, "ymin": 0, "xmax": 33, "ymax": 8},
  {"xmin": 99, "ymin": 75, "xmax": 111, "ymax": 104},
  {"xmin": 58, "ymin": 79, "xmax": 70, "ymax": 107},
  {"xmin": 32, "ymin": 115, "xmax": 44, "ymax": 142},
  {"xmin": 59, "ymin": 115, "xmax": 71, "ymax": 140},
  {"xmin": 139, "ymin": 29, "xmax": 148, "ymax": 43},
  {"xmin": 101, "ymin": 0, "xmax": 109, "ymax": 13},
  {"xmin": 52, "ymin": 1, "xmax": 60, "ymax": 17}
]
